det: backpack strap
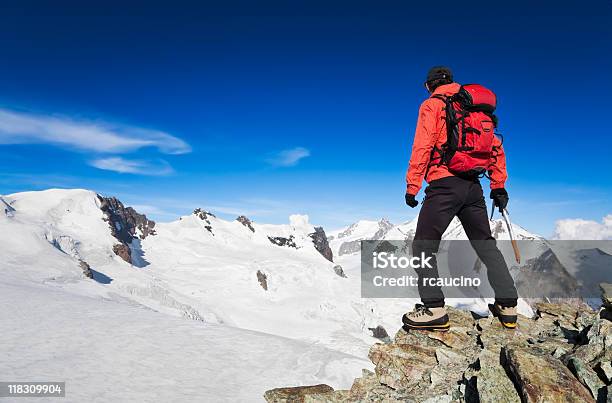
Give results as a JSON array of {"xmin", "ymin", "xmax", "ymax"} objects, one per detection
[{"xmin": 422, "ymin": 94, "xmax": 452, "ymax": 179}]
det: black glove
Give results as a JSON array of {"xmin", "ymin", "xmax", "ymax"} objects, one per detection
[
  {"xmin": 405, "ymin": 193, "xmax": 419, "ymax": 208},
  {"xmin": 490, "ymin": 188, "xmax": 509, "ymax": 211}
]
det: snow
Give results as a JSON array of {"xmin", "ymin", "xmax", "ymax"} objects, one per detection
[
  {"xmin": 0, "ymin": 188, "xmax": 552, "ymax": 401},
  {"xmin": 0, "ymin": 280, "xmax": 368, "ymax": 403}
]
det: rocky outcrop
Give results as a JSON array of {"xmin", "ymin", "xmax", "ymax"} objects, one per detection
[
  {"xmin": 309, "ymin": 227, "xmax": 333, "ymax": 262},
  {"xmin": 1, "ymin": 196, "xmax": 15, "ymax": 217},
  {"xmin": 368, "ymin": 325, "xmax": 390, "ymax": 342},
  {"xmin": 78, "ymin": 260, "xmax": 94, "ymax": 279},
  {"xmin": 264, "ymin": 384, "xmax": 334, "ymax": 403},
  {"xmin": 98, "ymin": 196, "xmax": 156, "ymax": 243},
  {"xmin": 113, "ymin": 244, "xmax": 132, "ymax": 264},
  {"xmin": 268, "ymin": 235, "xmax": 297, "ymax": 248},
  {"xmin": 265, "ymin": 299, "xmax": 612, "ymax": 403},
  {"xmin": 193, "ymin": 208, "xmax": 215, "ymax": 235},
  {"xmin": 332, "ymin": 265, "xmax": 347, "ymax": 278},
  {"xmin": 602, "ymin": 283, "xmax": 612, "ymax": 311},
  {"xmin": 98, "ymin": 195, "xmax": 155, "ymax": 265},
  {"xmin": 237, "ymin": 215, "xmax": 255, "ymax": 232},
  {"xmin": 257, "ymin": 270, "xmax": 268, "ymax": 291}
]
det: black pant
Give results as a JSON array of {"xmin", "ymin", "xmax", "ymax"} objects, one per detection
[{"xmin": 413, "ymin": 176, "xmax": 518, "ymax": 308}]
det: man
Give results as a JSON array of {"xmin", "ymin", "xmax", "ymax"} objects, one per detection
[{"xmin": 402, "ymin": 66, "xmax": 518, "ymax": 330}]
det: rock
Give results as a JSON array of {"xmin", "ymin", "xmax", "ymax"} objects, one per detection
[
  {"xmin": 595, "ymin": 360, "xmax": 612, "ymax": 383},
  {"xmin": 477, "ymin": 349, "xmax": 521, "ymax": 403},
  {"xmin": 236, "ymin": 215, "xmax": 255, "ymax": 232},
  {"xmin": 368, "ymin": 325, "xmax": 390, "ymax": 342},
  {"xmin": 268, "ymin": 235, "xmax": 297, "ymax": 248},
  {"xmin": 78, "ymin": 260, "xmax": 93, "ymax": 279},
  {"xmin": 257, "ymin": 270, "xmax": 268, "ymax": 291},
  {"xmin": 346, "ymin": 369, "xmax": 408, "ymax": 402},
  {"xmin": 601, "ymin": 283, "xmax": 612, "ymax": 310},
  {"xmin": 309, "ymin": 227, "xmax": 333, "ymax": 262},
  {"xmin": 98, "ymin": 195, "xmax": 155, "ymax": 265},
  {"xmin": 332, "ymin": 265, "xmax": 346, "ymax": 278},
  {"xmin": 569, "ymin": 317, "xmax": 612, "ymax": 364},
  {"xmin": 430, "ymin": 347, "xmax": 473, "ymax": 387},
  {"xmin": 395, "ymin": 327, "xmax": 447, "ymax": 348},
  {"xmin": 566, "ymin": 357, "xmax": 605, "ymax": 400},
  {"xmin": 503, "ymin": 346, "xmax": 594, "ymax": 402},
  {"xmin": 268, "ymin": 303, "xmax": 610, "ymax": 403},
  {"xmin": 427, "ymin": 327, "xmax": 475, "ymax": 350},
  {"xmin": 368, "ymin": 342, "xmax": 437, "ymax": 390},
  {"xmin": 113, "ymin": 243, "xmax": 131, "ymax": 264},
  {"xmin": 446, "ymin": 306, "xmax": 477, "ymax": 328},
  {"xmin": 263, "ymin": 384, "xmax": 334, "ymax": 403},
  {"xmin": 98, "ymin": 195, "xmax": 156, "ymax": 242},
  {"xmin": 303, "ymin": 390, "xmax": 350, "ymax": 403},
  {"xmin": 515, "ymin": 248, "xmax": 580, "ymax": 300},
  {"xmin": 193, "ymin": 208, "xmax": 214, "ymax": 235}
]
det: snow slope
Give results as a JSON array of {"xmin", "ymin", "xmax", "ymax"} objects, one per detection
[
  {"xmin": 0, "ymin": 279, "xmax": 367, "ymax": 403},
  {"xmin": 1, "ymin": 188, "xmax": 576, "ymax": 402}
]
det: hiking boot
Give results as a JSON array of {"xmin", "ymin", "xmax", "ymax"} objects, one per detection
[
  {"xmin": 402, "ymin": 304, "xmax": 450, "ymax": 331},
  {"xmin": 489, "ymin": 303, "xmax": 517, "ymax": 329}
]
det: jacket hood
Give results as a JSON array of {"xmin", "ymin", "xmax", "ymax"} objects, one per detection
[{"xmin": 431, "ymin": 82, "xmax": 460, "ymax": 97}]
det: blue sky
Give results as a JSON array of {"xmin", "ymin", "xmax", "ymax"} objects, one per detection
[{"xmin": 0, "ymin": 0, "xmax": 611, "ymax": 236}]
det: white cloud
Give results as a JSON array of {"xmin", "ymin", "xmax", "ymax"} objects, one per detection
[
  {"xmin": 553, "ymin": 214, "xmax": 612, "ymax": 240},
  {"xmin": 89, "ymin": 157, "xmax": 174, "ymax": 176},
  {"xmin": 266, "ymin": 147, "xmax": 310, "ymax": 167},
  {"xmin": 0, "ymin": 108, "xmax": 191, "ymax": 154}
]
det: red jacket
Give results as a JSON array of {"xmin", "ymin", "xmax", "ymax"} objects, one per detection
[{"xmin": 406, "ymin": 83, "xmax": 507, "ymax": 195}]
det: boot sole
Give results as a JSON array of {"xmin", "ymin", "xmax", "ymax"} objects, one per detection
[
  {"xmin": 488, "ymin": 304, "xmax": 517, "ymax": 329},
  {"xmin": 402, "ymin": 323, "xmax": 450, "ymax": 332}
]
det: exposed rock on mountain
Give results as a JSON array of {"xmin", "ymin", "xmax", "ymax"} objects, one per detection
[
  {"xmin": 113, "ymin": 244, "xmax": 132, "ymax": 264},
  {"xmin": 368, "ymin": 325, "xmax": 390, "ymax": 342},
  {"xmin": 332, "ymin": 265, "xmax": 347, "ymax": 278},
  {"xmin": 1, "ymin": 196, "xmax": 15, "ymax": 217},
  {"xmin": 193, "ymin": 208, "xmax": 215, "ymax": 235},
  {"xmin": 601, "ymin": 283, "xmax": 612, "ymax": 310},
  {"xmin": 515, "ymin": 247, "xmax": 580, "ymax": 299},
  {"xmin": 264, "ymin": 384, "xmax": 334, "ymax": 402},
  {"xmin": 78, "ymin": 260, "xmax": 94, "ymax": 279},
  {"xmin": 98, "ymin": 195, "xmax": 156, "ymax": 265},
  {"xmin": 309, "ymin": 227, "xmax": 333, "ymax": 262},
  {"xmin": 98, "ymin": 196, "xmax": 156, "ymax": 243},
  {"xmin": 237, "ymin": 215, "xmax": 255, "ymax": 232},
  {"xmin": 268, "ymin": 235, "xmax": 297, "ymax": 248},
  {"xmin": 265, "ymin": 299, "xmax": 611, "ymax": 403},
  {"xmin": 257, "ymin": 270, "xmax": 268, "ymax": 291}
]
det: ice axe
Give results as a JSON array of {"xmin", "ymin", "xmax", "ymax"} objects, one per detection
[{"xmin": 490, "ymin": 202, "xmax": 521, "ymax": 264}]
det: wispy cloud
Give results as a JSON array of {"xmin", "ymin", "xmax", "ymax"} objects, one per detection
[
  {"xmin": 89, "ymin": 157, "xmax": 174, "ymax": 176},
  {"xmin": 266, "ymin": 147, "xmax": 310, "ymax": 167},
  {"xmin": 0, "ymin": 108, "xmax": 191, "ymax": 155}
]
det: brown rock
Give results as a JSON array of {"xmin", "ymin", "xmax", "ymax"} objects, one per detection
[
  {"xmin": 477, "ymin": 349, "xmax": 521, "ymax": 403},
  {"xmin": 113, "ymin": 243, "xmax": 131, "ymax": 264},
  {"xmin": 368, "ymin": 342, "xmax": 437, "ymax": 390},
  {"xmin": 263, "ymin": 384, "xmax": 334, "ymax": 403},
  {"xmin": 503, "ymin": 346, "xmax": 594, "ymax": 402},
  {"xmin": 257, "ymin": 270, "xmax": 268, "ymax": 291},
  {"xmin": 309, "ymin": 227, "xmax": 333, "ymax": 262},
  {"xmin": 78, "ymin": 260, "xmax": 93, "ymax": 279}
]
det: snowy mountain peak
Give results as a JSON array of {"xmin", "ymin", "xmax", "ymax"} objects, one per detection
[{"xmin": 328, "ymin": 216, "xmax": 541, "ymax": 257}]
